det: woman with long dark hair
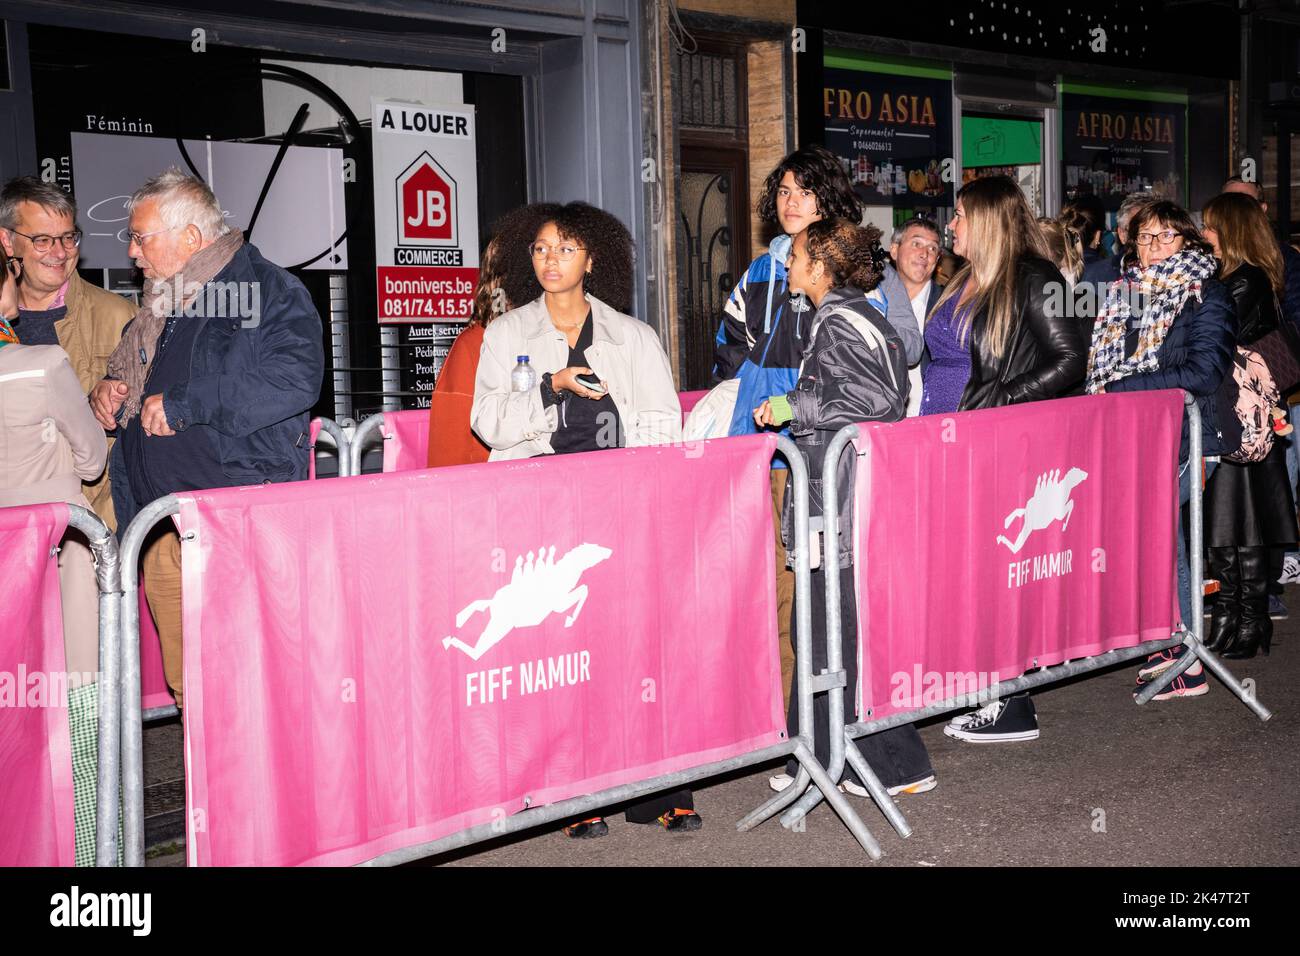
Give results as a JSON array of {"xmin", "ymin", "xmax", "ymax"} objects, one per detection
[
  {"xmin": 923, "ymin": 176, "xmax": 1088, "ymax": 742},
  {"xmin": 755, "ymin": 218, "xmax": 936, "ymax": 799},
  {"xmin": 1199, "ymin": 192, "xmax": 1297, "ymax": 658}
]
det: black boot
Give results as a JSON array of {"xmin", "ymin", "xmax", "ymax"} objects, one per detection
[
  {"xmin": 1225, "ymin": 546, "xmax": 1272, "ymax": 659},
  {"xmin": 1205, "ymin": 546, "xmax": 1240, "ymax": 653}
]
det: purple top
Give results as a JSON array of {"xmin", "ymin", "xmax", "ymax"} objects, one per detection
[{"xmin": 919, "ymin": 287, "xmax": 972, "ymax": 416}]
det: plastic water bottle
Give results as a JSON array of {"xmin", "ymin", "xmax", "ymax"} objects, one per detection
[{"xmin": 511, "ymin": 355, "xmax": 537, "ymax": 392}]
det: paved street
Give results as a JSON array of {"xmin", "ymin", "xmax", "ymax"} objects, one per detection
[{"xmin": 145, "ymin": 603, "xmax": 1300, "ymax": 868}]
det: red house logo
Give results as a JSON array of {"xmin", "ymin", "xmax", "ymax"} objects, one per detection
[{"xmin": 397, "ymin": 151, "xmax": 457, "ymax": 245}]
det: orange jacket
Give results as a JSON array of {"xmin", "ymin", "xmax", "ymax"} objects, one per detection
[{"xmin": 426, "ymin": 323, "xmax": 491, "ymax": 468}]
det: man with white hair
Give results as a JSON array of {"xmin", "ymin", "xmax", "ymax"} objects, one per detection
[{"xmin": 90, "ymin": 168, "xmax": 323, "ymax": 709}]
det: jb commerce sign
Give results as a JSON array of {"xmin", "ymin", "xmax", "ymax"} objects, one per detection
[{"xmin": 372, "ymin": 99, "xmax": 480, "ymax": 323}]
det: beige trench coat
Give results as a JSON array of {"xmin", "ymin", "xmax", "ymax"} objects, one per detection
[
  {"xmin": 0, "ymin": 344, "xmax": 109, "ymax": 682},
  {"xmin": 471, "ymin": 293, "xmax": 681, "ymax": 460}
]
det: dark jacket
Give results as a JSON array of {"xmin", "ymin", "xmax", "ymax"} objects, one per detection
[
  {"xmin": 1105, "ymin": 276, "xmax": 1237, "ymax": 459},
  {"xmin": 111, "ymin": 243, "xmax": 323, "ymax": 531},
  {"xmin": 780, "ymin": 286, "xmax": 908, "ymax": 568},
  {"xmin": 1222, "ymin": 263, "xmax": 1281, "ymax": 346},
  {"xmin": 959, "ymin": 255, "xmax": 1088, "ymax": 411},
  {"xmin": 1280, "ymin": 242, "xmax": 1300, "ymax": 334}
]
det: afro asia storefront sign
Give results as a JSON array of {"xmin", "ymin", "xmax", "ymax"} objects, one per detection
[
  {"xmin": 820, "ymin": 51, "xmax": 954, "ymax": 209},
  {"xmin": 1061, "ymin": 84, "xmax": 1187, "ymax": 209}
]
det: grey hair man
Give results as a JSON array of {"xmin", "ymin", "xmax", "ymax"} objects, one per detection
[
  {"xmin": 888, "ymin": 216, "xmax": 944, "ymax": 417},
  {"xmin": 0, "ymin": 175, "xmax": 134, "ymax": 529},
  {"xmin": 88, "ymin": 167, "xmax": 324, "ymax": 709}
]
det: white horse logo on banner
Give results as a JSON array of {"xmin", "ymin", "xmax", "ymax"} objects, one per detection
[
  {"xmin": 996, "ymin": 468, "xmax": 1088, "ymax": 554},
  {"xmin": 441, "ymin": 543, "xmax": 613, "ymax": 661}
]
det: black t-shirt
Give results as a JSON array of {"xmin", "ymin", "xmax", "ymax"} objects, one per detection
[
  {"xmin": 14, "ymin": 305, "xmax": 66, "ymax": 345},
  {"xmin": 547, "ymin": 313, "xmax": 623, "ymax": 456},
  {"xmin": 122, "ymin": 314, "xmax": 228, "ymax": 506}
]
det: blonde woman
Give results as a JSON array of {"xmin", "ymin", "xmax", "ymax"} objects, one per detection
[
  {"xmin": 922, "ymin": 175, "xmax": 1086, "ymax": 417},
  {"xmin": 922, "ymin": 176, "xmax": 1087, "ymax": 742},
  {"xmin": 1038, "ymin": 216, "xmax": 1085, "ymax": 289}
]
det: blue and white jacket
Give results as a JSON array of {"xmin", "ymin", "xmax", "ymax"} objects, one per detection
[{"xmin": 713, "ymin": 248, "xmax": 921, "ymax": 443}]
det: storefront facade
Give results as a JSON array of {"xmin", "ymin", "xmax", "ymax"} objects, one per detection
[
  {"xmin": 0, "ymin": 0, "xmax": 653, "ymax": 419},
  {"xmin": 795, "ymin": 3, "xmax": 1239, "ymax": 249}
]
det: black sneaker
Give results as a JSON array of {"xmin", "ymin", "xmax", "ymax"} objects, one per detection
[
  {"xmin": 562, "ymin": 817, "xmax": 609, "ymax": 839},
  {"xmin": 655, "ymin": 808, "xmax": 703, "ymax": 832},
  {"xmin": 942, "ymin": 693, "xmax": 1039, "ymax": 743}
]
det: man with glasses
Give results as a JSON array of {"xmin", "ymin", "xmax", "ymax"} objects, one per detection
[
  {"xmin": 888, "ymin": 217, "xmax": 944, "ymax": 417},
  {"xmin": 0, "ymin": 176, "xmax": 134, "ymax": 531}
]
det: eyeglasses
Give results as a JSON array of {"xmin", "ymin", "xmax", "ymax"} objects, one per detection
[
  {"xmin": 10, "ymin": 229, "xmax": 82, "ymax": 253},
  {"xmin": 529, "ymin": 242, "xmax": 585, "ymax": 262},
  {"xmin": 1135, "ymin": 229, "xmax": 1181, "ymax": 247},
  {"xmin": 4, "ymin": 257, "xmax": 21, "ymax": 279},
  {"xmin": 126, "ymin": 226, "xmax": 179, "ymax": 248}
]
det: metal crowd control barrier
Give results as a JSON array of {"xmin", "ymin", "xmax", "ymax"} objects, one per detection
[
  {"xmin": 744, "ymin": 391, "xmax": 1272, "ymax": 850},
  {"xmin": 348, "ymin": 412, "xmax": 385, "ymax": 476},
  {"xmin": 312, "ymin": 416, "xmax": 350, "ymax": 477},
  {"xmin": 108, "ymin": 437, "xmax": 886, "ymax": 865},
  {"xmin": 52, "ymin": 505, "xmax": 126, "ymax": 868}
]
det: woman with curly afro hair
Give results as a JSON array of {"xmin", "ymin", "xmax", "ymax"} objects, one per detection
[{"xmin": 470, "ymin": 200, "xmax": 693, "ymax": 838}]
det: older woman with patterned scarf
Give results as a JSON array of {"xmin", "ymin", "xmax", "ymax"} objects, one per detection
[{"xmin": 1086, "ymin": 200, "xmax": 1237, "ymax": 698}]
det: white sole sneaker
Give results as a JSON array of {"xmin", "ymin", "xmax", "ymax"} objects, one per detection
[
  {"xmin": 838, "ymin": 776, "xmax": 937, "ymax": 798},
  {"xmin": 768, "ymin": 773, "xmax": 795, "ymax": 792},
  {"xmin": 943, "ymin": 725, "xmax": 1040, "ymax": 743},
  {"xmin": 886, "ymin": 775, "xmax": 937, "ymax": 796}
]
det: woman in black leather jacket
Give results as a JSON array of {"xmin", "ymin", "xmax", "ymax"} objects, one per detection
[
  {"xmin": 1200, "ymin": 192, "xmax": 1298, "ymax": 658},
  {"xmin": 944, "ymin": 176, "xmax": 1087, "ymax": 412},
  {"xmin": 934, "ymin": 176, "xmax": 1087, "ymax": 744}
]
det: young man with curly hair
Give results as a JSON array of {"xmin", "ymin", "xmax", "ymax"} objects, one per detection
[{"xmin": 714, "ymin": 145, "xmax": 923, "ymax": 712}]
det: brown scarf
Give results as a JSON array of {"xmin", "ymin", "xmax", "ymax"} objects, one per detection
[{"xmin": 106, "ymin": 230, "xmax": 244, "ymax": 423}]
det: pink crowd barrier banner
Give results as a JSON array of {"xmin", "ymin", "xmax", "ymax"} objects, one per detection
[
  {"xmin": 853, "ymin": 392, "xmax": 1183, "ymax": 721},
  {"xmin": 379, "ymin": 409, "xmax": 432, "ymax": 473},
  {"xmin": 307, "ymin": 417, "xmax": 323, "ymax": 480},
  {"xmin": 139, "ymin": 586, "xmax": 173, "ymax": 712},
  {"xmin": 0, "ymin": 503, "xmax": 75, "ymax": 866},
  {"xmin": 382, "ymin": 393, "xmax": 711, "ymax": 473},
  {"xmin": 176, "ymin": 434, "xmax": 783, "ymax": 866}
]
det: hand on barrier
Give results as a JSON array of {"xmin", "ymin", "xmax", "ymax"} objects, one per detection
[
  {"xmin": 141, "ymin": 393, "xmax": 175, "ymax": 437},
  {"xmin": 90, "ymin": 379, "xmax": 129, "ymax": 430}
]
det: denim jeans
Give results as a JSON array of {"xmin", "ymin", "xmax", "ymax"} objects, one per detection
[{"xmin": 1176, "ymin": 457, "xmax": 1217, "ymax": 629}]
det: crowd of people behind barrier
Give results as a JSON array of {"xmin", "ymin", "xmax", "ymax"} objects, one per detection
[{"xmin": 3, "ymin": 136, "xmax": 1298, "ymax": 860}]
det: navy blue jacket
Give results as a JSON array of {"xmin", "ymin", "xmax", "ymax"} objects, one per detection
[
  {"xmin": 160, "ymin": 243, "xmax": 323, "ymax": 483},
  {"xmin": 111, "ymin": 243, "xmax": 323, "ymax": 535},
  {"xmin": 1105, "ymin": 277, "xmax": 1237, "ymax": 460}
]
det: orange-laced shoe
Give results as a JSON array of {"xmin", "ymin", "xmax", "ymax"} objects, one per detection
[
  {"xmin": 655, "ymin": 808, "xmax": 703, "ymax": 832},
  {"xmin": 562, "ymin": 817, "xmax": 608, "ymax": 839}
]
